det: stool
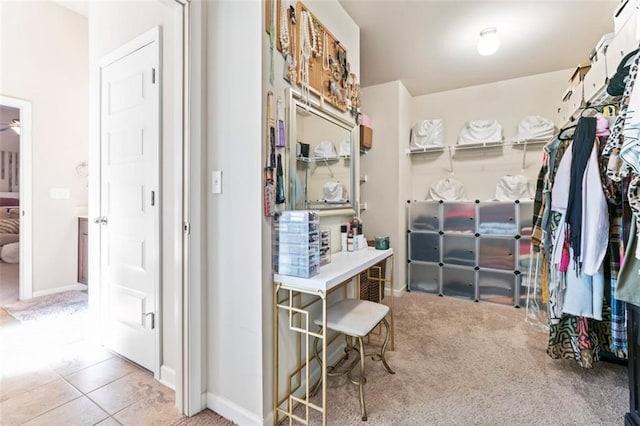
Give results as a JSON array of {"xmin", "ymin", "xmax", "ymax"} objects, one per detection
[{"xmin": 313, "ymin": 299, "xmax": 395, "ymax": 421}]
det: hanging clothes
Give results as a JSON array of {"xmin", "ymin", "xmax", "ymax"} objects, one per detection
[
  {"xmin": 603, "ymin": 49, "xmax": 640, "ymax": 182},
  {"xmin": 598, "ymin": 136, "xmax": 627, "ymax": 357},
  {"xmin": 617, "ymin": 220, "xmax": 640, "ymax": 306},
  {"xmin": 539, "ymin": 116, "xmax": 627, "ymax": 367},
  {"xmin": 564, "ymin": 118, "xmax": 598, "ymax": 268},
  {"xmin": 608, "ymin": 207, "xmax": 627, "ymax": 356}
]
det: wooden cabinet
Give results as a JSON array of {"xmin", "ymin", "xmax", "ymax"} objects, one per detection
[{"xmin": 78, "ymin": 217, "xmax": 88, "ymax": 285}]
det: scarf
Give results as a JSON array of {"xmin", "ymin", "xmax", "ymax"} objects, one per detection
[{"xmin": 565, "ymin": 116, "xmax": 596, "ymax": 269}]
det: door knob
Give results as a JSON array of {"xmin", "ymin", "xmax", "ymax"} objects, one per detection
[{"xmin": 94, "ymin": 216, "xmax": 108, "ymax": 225}]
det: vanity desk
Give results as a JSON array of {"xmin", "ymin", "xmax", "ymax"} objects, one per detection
[{"xmin": 273, "ymin": 247, "xmax": 394, "ymax": 425}]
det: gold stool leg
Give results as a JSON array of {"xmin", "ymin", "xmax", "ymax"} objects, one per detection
[
  {"xmin": 357, "ymin": 336, "xmax": 367, "ymax": 421},
  {"xmin": 380, "ymin": 318, "xmax": 395, "ymax": 375}
]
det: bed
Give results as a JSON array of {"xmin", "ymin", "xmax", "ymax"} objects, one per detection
[{"xmin": 0, "ymin": 193, "xmax": 19, "ymax": 263}]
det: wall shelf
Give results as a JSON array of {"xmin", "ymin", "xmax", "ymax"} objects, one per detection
[
  {"xmin": 406, "ymin": 138, "xmax": 550, "ymax": 156},
  {"xmin": 296, "ymin": 156, "xmax": 340, "ymax": 163},
  {"xmin": 406, "ymin": 138, "xmax": 549, "ymax": 173},
  {"xmin": 406, "ymin": 146, "xmax": 446, "ymax": 155}
]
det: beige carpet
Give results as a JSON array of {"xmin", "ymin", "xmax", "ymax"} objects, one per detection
[
  {"xmin": 284, "ymin": 292, "xmax": 628, "ymax": 425},
  {"xmin": 171, "ymin": 409, "xmax": 235, "ymax": 425},
  {"xmin": 3, "ymin": 290, "xmax": 87, "ymax": 322}
]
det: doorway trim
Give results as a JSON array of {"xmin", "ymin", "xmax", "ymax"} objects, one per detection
[
  {"xmin": 172, "ymin": 0, "xmax": 206, "ymax": 416},
  {"xmin": 0, "ymin": 96, "xmax": 33, "ymax": 301}
]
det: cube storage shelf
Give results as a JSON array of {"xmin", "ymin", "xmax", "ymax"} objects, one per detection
[{"xmin": 407, "ymin": 200, "xmax": 534, "ymax": 307}]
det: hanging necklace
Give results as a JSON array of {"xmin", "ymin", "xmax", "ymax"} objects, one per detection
[
  {"xmin": 279, "ymin": 1, "xmax": 290, "ymax": 57},
  {"xmin": 299, "ymin": 10, "xmax": 312, "ymax": 101},
  {"xmin": 288, "ymin": 18, "xmax": 297, "ymax": 83},
  {"xmin": 322, "ymin": 32, "xmax": 330, "ymax": 71},
  {"xmin": 280, "ymin": 1, "xmax": 296, "ymax": 83},
  {"xmin": 311, "ymin": 18, "xmax": 321, "ymax": 59}
]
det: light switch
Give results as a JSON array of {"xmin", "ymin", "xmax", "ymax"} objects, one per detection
[
  {"xmin": 50, "ymin": 188, "xmax": 70, "ymax": 199},
  {"xmin": 212, "ymin": 171, "xmax": 222, "ymax": 194}
]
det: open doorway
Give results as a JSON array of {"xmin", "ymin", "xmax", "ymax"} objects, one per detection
[
  {"xmin": 0, "ymin": 105, "xmax": 21, "ymax": 305},
  {"xmin": 0, "ymin": 0, "xmax": 193, "ymax": 417}
]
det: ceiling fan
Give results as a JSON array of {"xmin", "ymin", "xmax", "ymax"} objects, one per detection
[{"xmin": 0, "ymin": 119, "xmax": 20, "ymax": 135}]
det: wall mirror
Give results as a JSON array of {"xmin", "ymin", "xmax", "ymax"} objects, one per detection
[{"xmin": 286, "ymin": 88, "xmax": 356, "ymax": 214}]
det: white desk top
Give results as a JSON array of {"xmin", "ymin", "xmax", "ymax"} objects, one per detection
[{"xmin": 274, "ymin": 247, "xmax": 393, "ymax": 293}]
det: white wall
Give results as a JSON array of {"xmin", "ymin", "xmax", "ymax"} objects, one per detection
[
  {"xmin": 202, "ymin": 1, "xmax": 360, "ymax": 424},
  {"xmin": 360, "ymin": 81, "xmax": 412, "ymax": 293},
  {"xmin": 0, "ymin": 1, "xmax": 88, "ymax": 291},
  {"xmin": 397, "ymin": 83, "xmax": 412, "ymax": 291},
  {"xmin": 206, "ymin": 1, "xmax": 264, "ymax": 423},
  {"xmin": 88, "ymin": 0, "xmax": 181, "ymax": 385},
  {"xmin": 410, "ymin": 68, "xmax": 571, "ymax": 201}
]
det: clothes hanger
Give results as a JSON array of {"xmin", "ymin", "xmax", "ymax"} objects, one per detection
[
  {"xmin": 580, "ymin": 106, "xmax": 600, "ymax": 117},
  {"xmin": 558, "ymin": 125, "xmax": 576, "ymax": 141},
  {"xmin": 559, "ymin": 103, "xmax": 617, "ymax": 141}
]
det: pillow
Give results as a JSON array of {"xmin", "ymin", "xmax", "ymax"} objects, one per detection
[
  {"xmin": 458, "ymin": 120, "xmax": 503, "ymax": 145},
  {"xmin": 0, "ymin": 218, "xmax": 19, "ymax": 234},
  {"xmin": 428, "ymin": 178, "xmax": 467, "ymax": 201},
  {"xmin": 495, "ymin": 175, "xmax": 534, "ymax": 201},
  {"xmin": 0, "ymin": 234, "xmax": 19, "ymax": 247},
  {"xmin": 314, "ymin": 141, "xmax": 337, "ymax": 160},
  {"xmin": 514, "ymin": 116, "xmax": 555, "ymax": 141},
  {"xmin": 323, "ymin": 181, "xmax": 345, "ymax": 202},
  {"xmin": 338, "ymin": 140, "xmax": 351, "ymax": 157},
  {"xmin": 1, "ymin": 242, "xmax": 19, "ymax": 264},
  {"xmin": 410, "ymin": 119, "xmax": 445, "ymax": 148}
]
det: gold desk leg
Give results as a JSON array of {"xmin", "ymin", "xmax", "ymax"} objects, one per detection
[
  {"xmin": 388, "ymin": 254, "xmax": 395, "ymax": 351},
  {"xmin": 321, "ymin": 295, "xmax": 327, "ymax": 426},
  {"xmin": 273, "ymin": 284, "xmax": 279, "ymax": 426}
]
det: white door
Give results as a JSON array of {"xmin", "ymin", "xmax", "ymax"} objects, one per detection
[{"xmin": 99, "ymin": 37, "xmax": 160, "ymax": 372}]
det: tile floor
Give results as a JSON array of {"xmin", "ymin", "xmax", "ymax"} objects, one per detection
[{"xmin": 0, "ymin": 307, "xmax": 182, "ymax": 425}]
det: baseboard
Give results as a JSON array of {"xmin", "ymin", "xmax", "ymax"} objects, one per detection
[
  {"xmin": 32, "ymin": 283, "xmax": 87, "ymax": 298},
  {"xmin": 264, "ymin": 411, "xmax": 274, "ymax": 426},
  {"xmin": 204, "ymin": 345, "xmax": 345, "ymax": 426},
  {"xmin": 206, "ymin": 393, "xmax": 263, "ymax": 426},
  {"xmin": 385, "ymin": 284, "xmax": 406, "ymax": 298},
  {"xmin": 269, "ymin": 345, "xmax": 345, "ymax": 425},
  {"xmin": 159, "ymin": 365, "xmax": 175, "ymax": 390}
]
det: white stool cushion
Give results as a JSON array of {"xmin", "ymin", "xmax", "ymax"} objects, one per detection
[{"xmin": 314, "ymin": 299, "xmax": 389, "ymax": 338}]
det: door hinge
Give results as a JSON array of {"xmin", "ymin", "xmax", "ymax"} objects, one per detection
[
  {"xmin": 183, "ymin": 222, "xmax": 191, "ymax": 234},
  {"xmin": 144, "ymin": 312, "xmax": 155, "ymax": 329},
  {"xmin": 152, "ymin": 68, "xmax": 156, "ymax": 84},
  {"xmin": 151, "ymin": 191, "xmax": 155, "ymax": 206}
]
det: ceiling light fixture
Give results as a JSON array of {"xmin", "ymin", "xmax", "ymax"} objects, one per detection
[
  {"xmin": 477, "ymin": 27, "xmax": 500, "ymax": 56},
  {"xmin": 0, "ymin": 119, "xmax": 20, "ymax": 135}
]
